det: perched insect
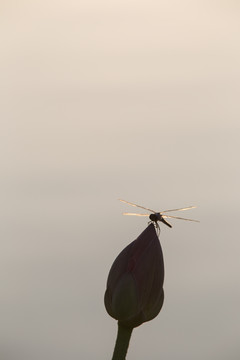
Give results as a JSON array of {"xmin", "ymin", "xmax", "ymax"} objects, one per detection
[{"xmin": 119, "ymin": 199, "xmax": 199, "ymax": 232}]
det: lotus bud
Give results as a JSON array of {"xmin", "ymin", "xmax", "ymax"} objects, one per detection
[{"xmin": 104, "ymin": 224, "xmax": 164, "ymax": 329}]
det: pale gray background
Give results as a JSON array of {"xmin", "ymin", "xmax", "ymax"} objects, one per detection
[{"xmin": 1, "ymin": 1, "xmax": 240, "ymax": 359}]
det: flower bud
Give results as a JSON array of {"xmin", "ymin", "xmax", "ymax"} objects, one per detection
[{"xmin": 104, "ymin": 224, "xmax": 164, "ymax": 328}]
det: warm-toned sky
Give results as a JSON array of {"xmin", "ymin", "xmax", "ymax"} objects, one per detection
[{"xmin": 1, "ymin": 1, "xmax": 240, "ymax": 359}]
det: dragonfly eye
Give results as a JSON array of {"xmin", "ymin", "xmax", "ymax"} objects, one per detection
[{"xmin": 149, "ymin": 214, "xmax": 158, "ymax": 222}]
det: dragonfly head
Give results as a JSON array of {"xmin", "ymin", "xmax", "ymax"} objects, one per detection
[{"xmin": 149, "ymin": 213, "xmax": 160, "ymax": 222}]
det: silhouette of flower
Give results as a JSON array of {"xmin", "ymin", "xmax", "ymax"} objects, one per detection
[{"xmin": 104, "ymin": 224, "xmax": 164, "ymax": 328}]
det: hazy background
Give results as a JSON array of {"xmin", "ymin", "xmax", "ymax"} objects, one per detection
[{"xmin": 1, "ymin": 1, "xmax": 240, "ymax": 359}]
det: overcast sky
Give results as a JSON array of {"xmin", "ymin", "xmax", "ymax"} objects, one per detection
[{"xmin": 1, "ymin": 1, "xmax": 240, "ymax": 359}]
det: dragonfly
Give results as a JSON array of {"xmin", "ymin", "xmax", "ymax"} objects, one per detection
[{"xmin": 119, "ymin": 199, "xmax": 199, "ymax": 231}]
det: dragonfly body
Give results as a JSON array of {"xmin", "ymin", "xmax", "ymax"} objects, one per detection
[
  {"xmin": 119, "ymin": 199, "xmax": 199, "ymax": 231},
  {"xmin": 149, "ymin": 213, "xmax": 172, "ymax": 228}
]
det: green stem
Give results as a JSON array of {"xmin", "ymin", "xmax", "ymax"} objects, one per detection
[{"xmin": 111, "ymin": 323, "xmax": 133, "ymax": 360}]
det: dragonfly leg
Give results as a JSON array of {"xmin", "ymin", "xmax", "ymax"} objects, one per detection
[{"xmin": 148, "ymin": 220, "xmax": 161, "ymax": 236}]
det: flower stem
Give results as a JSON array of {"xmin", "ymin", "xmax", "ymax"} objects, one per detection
[{"xmin": 111, "ymin": 323, "xmax": 133, "ymax": 360}]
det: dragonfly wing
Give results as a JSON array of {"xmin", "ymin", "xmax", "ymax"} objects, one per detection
[
  {"xmin": 123, "ymin": 212, "xmax": 149, "ymax": 217},
  {"xmin": 161, "ymin": 206, "xmax": 196, "ymax": 213},
  {"xmin": 119, "ymin": 199, "xmax": 155, "ymax": 213},
  {"xmin": 162, "ymin": 215, "xmax": 199, "ymax": 222}
]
